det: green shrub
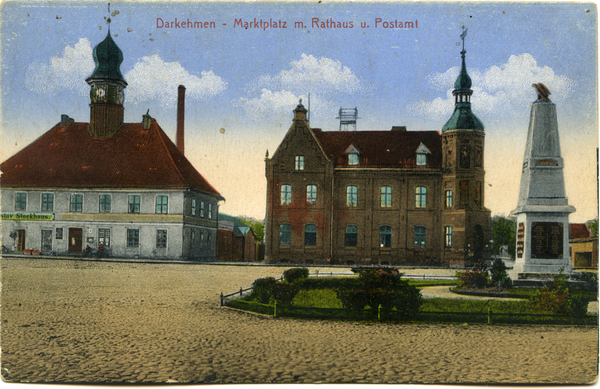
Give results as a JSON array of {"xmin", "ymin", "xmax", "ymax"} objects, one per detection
[
  {"xmin": 269, "ymin": 282, "xmax": 299, "ymax": 305},
  {"xmin": 283, "ymin": 268, "xmax": 310, "ymax": 284},
  {"xmin": 578, "ymin": 272, "xmax": 598, "ymax": 293},
  {"xmin": 530, "ymin": 270, "xmax": 590, "ymax": 320},
  {"xmin": 249, "ymin": 277, "xmax": 278, "ymax": 304},
  {"xmin": 336, "ymin": 269, "xmax": 421, "ymax": 319},
  {"xmin": 489, "ymin": 258, "xmax": 511, "ymax": 288},
  {"xmin": 351, "ymin": 266, "xmax": 397, "ymax": 275},
  {"xmin": 456, "ymin": 268, "xmax": 489, "ymax": 289}
]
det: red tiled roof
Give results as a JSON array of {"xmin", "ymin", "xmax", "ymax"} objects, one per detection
[
  {"xmin": 313, "ymin": 129, "xmax": 442, "ymax": 168},
  {"xmin": 0, "ymin": 119, "xmax": 223, "ymax": 198},
  {"xmin": 570, "ymin": 223, "xmax": 591, "ymax": 239}
]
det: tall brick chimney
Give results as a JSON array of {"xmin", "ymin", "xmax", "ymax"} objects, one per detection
[{"xmin": 177, "ymin": 85, "xmax": 186, "ymax": 155}]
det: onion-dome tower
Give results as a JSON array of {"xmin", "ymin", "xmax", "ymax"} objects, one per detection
[
  {"xmin": 86, "ymin": 18, "xmax": 127, "ymax": 138},
  {"xmin": 440, "ymin": 28, "xmax": 490, "ymax": 263}
]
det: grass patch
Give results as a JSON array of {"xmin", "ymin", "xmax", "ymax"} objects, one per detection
[
  {"xmin": 292, "ymin": 289, "xmax": 343, "ymax": 308},
  {"xmin": 408, "ymin": 279, "xmax": 457, "ymax": 288}
]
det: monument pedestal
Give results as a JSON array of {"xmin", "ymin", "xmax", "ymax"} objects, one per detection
[{"xmin": 510, "ymin": 97, "xmax": 575, "ymax": 281}]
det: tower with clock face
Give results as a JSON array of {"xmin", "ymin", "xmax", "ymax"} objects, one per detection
[
  {"xmin": 440, "ymin": 30, "xmax": 491, "ymax": 263},
  {"xmin": 86, "ymin": 31, "xmax": 128, "ymax": 137}
]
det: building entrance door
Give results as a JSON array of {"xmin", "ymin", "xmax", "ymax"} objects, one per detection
[
  {"xmin": 68, "ymin": 228, "xmax": 83, "ymax": 254},
  {"xmin": 41, "ymin": 230, "xmax": 53, "ymax": 253},
  {"xmin": 17, "ymin": 229, "xmax": 25, "ymax": 252}
]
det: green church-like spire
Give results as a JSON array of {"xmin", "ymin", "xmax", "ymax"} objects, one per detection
[{"xmin": 442, "ymin": 27, "xmax": 484, "ymax": 132}]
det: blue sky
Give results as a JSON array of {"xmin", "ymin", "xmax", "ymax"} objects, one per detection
[{"xmin": 1, "ymin": 1, "xmax": 598, "ymax": 222}]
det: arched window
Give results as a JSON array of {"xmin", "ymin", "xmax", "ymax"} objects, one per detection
[
  {"xmin": 414, "ymin": 226, "xmax": 427, "ymax": 248},
  {"xmin": 381, "ymin": 186, "xmax": 392, "ymax": 207},
  {"xmin": 347, "ymin": 185, "xmax": 358, "ymax": 207},
  {"xmin": 345, "ymin": 225, "xmax": 357, "ymax": 247},
  {"xmin": 415, "ymin": 186, "xmax": 427, "ymax": 208},
  {"xmin": 305, "ymin": 224, "xmax": 317, "ymax": 246},
  {"xmin": 279, "ymin": 224, "xmax": 291, "ymax": 246},
  {"xmin": 281, "ymin": 184, "xmax": 292, "ymax": 205},
  {"xmin": 379, "ymin": 226, "xmax": 392, "ymax": 248},
  {"xmin": 306, "ymin": 184, "xmax": 317, "ymax": 204}
]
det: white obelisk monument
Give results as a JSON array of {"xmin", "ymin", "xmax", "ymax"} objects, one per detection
[{"xmin": 511, "ymin": 84, "xmax": 575, "ymax": 277}]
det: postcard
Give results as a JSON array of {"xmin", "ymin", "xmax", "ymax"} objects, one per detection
[{"xmin": 1, "ymin": 0, "xmax": 597, "ymax": 385}]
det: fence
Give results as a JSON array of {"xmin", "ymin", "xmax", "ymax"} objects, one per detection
[{"xmin": 227, "ymin": 299, "xmax": 598, "ymax": 326}]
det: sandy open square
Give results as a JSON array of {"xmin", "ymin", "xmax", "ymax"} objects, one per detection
[{"xmin": 1, "ymin": 258, "xmax": 597, "ymax": 384}]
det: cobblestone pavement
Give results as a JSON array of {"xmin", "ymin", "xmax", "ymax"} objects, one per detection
[{"xmin": 1, "ymin": 258, "xmax": 597, "ymax": 384}]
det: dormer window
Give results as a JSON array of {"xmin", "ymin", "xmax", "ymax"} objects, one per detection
[
  {"xmin": 345, "ymin": 144, "xmax": 361, "ymax": 166},
  {"xmin": 416, "ymin": 143, "xmax": 432, "ymax": 166}
]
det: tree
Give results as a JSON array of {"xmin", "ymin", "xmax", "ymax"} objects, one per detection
[
  {"xmin": 239, "ymin": 217, "xmax": 265, "ymax": 242},
  {"xmin": 589, "ymin": 219, "xmax": 598, "ymax": 238},
  {"xmin": 491, "ymin": 216, "xmax": 516, "ymax": 257}
]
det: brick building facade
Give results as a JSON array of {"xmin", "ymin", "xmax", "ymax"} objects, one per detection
[{"xmin": 264, "ymin": 44, "xmax": 490, "ymax": 266}]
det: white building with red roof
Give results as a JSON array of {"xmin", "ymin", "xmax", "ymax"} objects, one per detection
[{"xmin": 1, "ymin": 32, "xmax": 223, "ymax": 261}]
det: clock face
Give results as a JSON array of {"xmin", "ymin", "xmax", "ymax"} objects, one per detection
[{"xmin": 96, "ymin": 86, "xmax": 106, "ymax": 101}]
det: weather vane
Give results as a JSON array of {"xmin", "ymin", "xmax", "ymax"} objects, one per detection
[
  {"xmin": 107, "ymin": 3, "xmax": 112, "ymax": 29},
  {"xmin": 460, "ymin": 26, "xmax": 468, "ymax": 53}
]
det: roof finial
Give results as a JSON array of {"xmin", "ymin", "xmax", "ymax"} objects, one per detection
[
  {"xmin": 460, "ymin": 26, "xmax": 468, "ymax": 57},
  {"xmin": 107, "ymin": 3, "xmax": 112, "ymax": 32}
]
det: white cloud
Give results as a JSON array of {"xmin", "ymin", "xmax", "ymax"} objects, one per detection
[
  {"xmin": 409, "ymin": 53, "xmax": 575, "ymax": 120},
  {"xmin": 235, "ymin": 89, "xmax": 337, "ymax": 120},
  {"xmin": 25, "ymin": 38, "xmax": 94, "ymax": 96},
  {"xmin": 125, "ymin": 55, "xmax": 227, "ymax": 108},
  {"xmin": 239, "ymin": 54, "xmax": 366, "ymax": 119}
]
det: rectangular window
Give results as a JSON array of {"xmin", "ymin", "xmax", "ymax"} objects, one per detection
[
  {"xmin": 15, "ymin": 192, "xmax": 27, "ymax": 211},
  {"xmin": 417, "ymin": 153, "xmax": 427, "ymax": 166},
  {"xmin": 70, "ymin": 194, "xmax": 83, "ymax": 212},
  {"xmin": 98, "ymin": 228, "xmax": 111, "ymax": 247},
  {"xmin": 129, "ymin": 195, "xmax": 140, "ymax": 213},
  {"xmin": 127, "ymin": 229, "xmax": 139, "ymax": 248},
  {"xmin": 208, "ymin": 204, "xmax": 213, "ymax": 219},
  {"xmin": 306, "ymin": 184, "xmax": 317, "ymax": 204},
  {"xmin": 279, "ymin": 224, "xmax": 291, "ymax": 246},
  {"xmin": 445, "ymin": 190, "xmax": 453, "ymax": 208},
  {"xmin": 295, "ymin": 155, "xmax": 304, "ymax": 170},
  {"xmin": 348, "ymin": 153, "xmax": 359, "ymax": 166},
  {"xmin": 42, "ymin": 193, "xmax": 54, "ymax": 211},
  {"xmin": 305, "ymin": 224, "xmax": 317, "ymax": 246},
  {"xmin": 200, "ymin": 231, "xmax": 204, "ymax": 246},
  {"xmin": 281, "ymin": 184, "xmax": 292, "ymax": 205},
  {"xmin": 156, "ymin": 229, "xmax": 167, "ymax": 248},
  {"xmin": 156, "ymin": 195, "xmax": 168, "ymax": 214},
  {"xmin": 445, "ymin": 226, "xmax": 453, "ymax": 248},
  {"xmin": 379, "ymin": 226, "xmax": 392, "ymax": 248},
  {"xmin": 200, "ymin": 201, "xmax": 205, "ymax": 218},
  {"xmin": 345, "ymin": 225, "xmax": 357, "ymax": 247},
  {"xmin": 99, "ymin": 194, "xmax": 111, "ymax": 213},
  {"xmin": 56, "ymin": 228, "xmax": 63, "ymax": 240},
  {"xmin": 381, "ymin": 186, "xmax": 392, "ymax": 207},
  {"xmin": 414, "ymin": 226, "xmax": 427, "ymax": 248},
  {"xmin": 192, "ymin": 229, "xmax": 196, "ymax": 241},
  {"xmin": 415, "ymin": 186, "xmax": 427, "ymax": 208},
  {"xmin": 347, "ymin": 185, "xmax": 358, "ymax": 207},
  {"xmin": 191, "ymin": 199, "xmax": 197, "ymax": 216}
]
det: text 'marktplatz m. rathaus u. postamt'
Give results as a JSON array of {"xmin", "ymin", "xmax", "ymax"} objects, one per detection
[{"xmin": 265, "ymin": 36, "xmax": 491, "ymax": 266}]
